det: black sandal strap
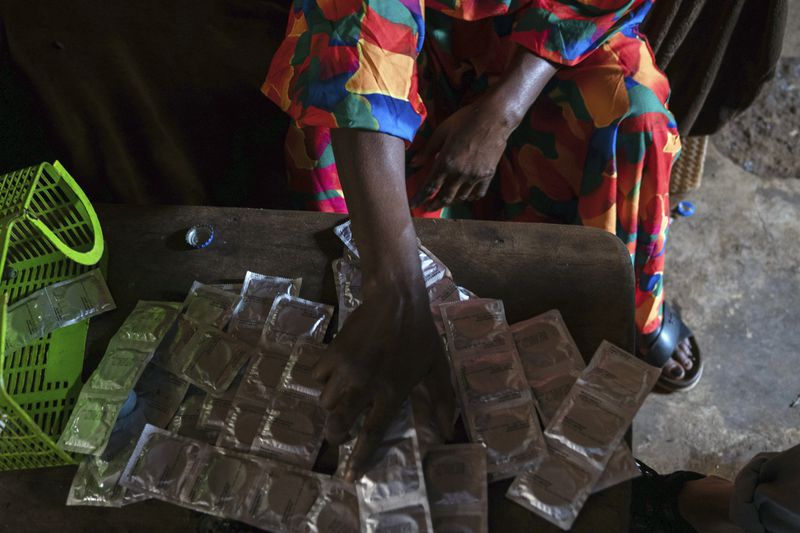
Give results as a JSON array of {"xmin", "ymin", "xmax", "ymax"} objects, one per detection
[
  {"xmin": 640, "ymin": 303, "xmax": 686, "ymax": 368},
  {"xmin": 631, "ymin": 460, "xmax": 705, "ymax": 533}
]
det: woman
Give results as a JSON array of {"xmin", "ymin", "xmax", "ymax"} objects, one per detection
[{"xmin": 265, "ymin": 0, "xmax": 700, "ymax": 479}]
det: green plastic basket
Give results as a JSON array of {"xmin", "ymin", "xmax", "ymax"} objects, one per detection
[{"xmin": 0, "ymin": 161, "xmax": 104, "ymax": 471}]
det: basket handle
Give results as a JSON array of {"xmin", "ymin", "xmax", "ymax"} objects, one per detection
[{"xmin": 26, "ymin": 162, "xmax": 104, "ymax": 266}]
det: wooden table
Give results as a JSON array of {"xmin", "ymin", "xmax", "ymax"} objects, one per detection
[{"xmin": 0, "ymin": 204, "xmax": 635, "ymax": 532}]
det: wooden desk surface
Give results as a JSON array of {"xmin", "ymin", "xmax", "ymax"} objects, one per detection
[{"xmin": 0, "ymin": 204, "xmax": 635, "ymax": 532}]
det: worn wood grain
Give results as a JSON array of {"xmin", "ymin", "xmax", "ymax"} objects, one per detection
[{"xmin": 0, "ymin": 205, "xmax": 635, "ymax": 532}]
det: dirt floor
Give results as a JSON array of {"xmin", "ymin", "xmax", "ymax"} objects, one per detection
[{"xmin": 634, "ymin": 13, "xmax": 800, "ymax": 479}]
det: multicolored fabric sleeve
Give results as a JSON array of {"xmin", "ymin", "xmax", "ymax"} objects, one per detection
[
  {"xmin": 263, "ymin": 0, "xmax": 427, "ymax": 142},
  {"xmin": 510, "ymin": 0, "xmax": 653, "ymax": 66}
]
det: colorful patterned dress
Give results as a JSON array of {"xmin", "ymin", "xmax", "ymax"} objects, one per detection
[{"xmin": 265, "ymin": 0, "xmax": 680, "ymax": 336}]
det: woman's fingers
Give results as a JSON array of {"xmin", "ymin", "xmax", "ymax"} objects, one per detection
[
  {"xmin": 435, "ymin": 177, "xmax": 470, "ymax": 207},
  {"xmin": 310, "ymin": 344, "xmax": 336, "ymax": 383},
  {"xmin": 468, "ymin": 179, "xmax": 492, "ymax": 201},
  {"xmin": 325, "ymin": 388, "xmax": 371, "ymax": 444},
  {"xmin": 411, "ymin": 171, "xmax": 448, "ymax": 209},
  {"xmin": 410, "ymin": 127, "xmax": 449, "ymax": 208},
  {"xmin": 344, "ymin": 395, "xmax": 398, "ymax": 482}
]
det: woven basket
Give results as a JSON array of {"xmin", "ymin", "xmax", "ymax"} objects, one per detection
[{"xmin": 670, "ymin": 135, "xmax": 708, "ymax": 195}]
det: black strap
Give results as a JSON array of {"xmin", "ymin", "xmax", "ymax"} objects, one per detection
[{"xmin": 641, "ymin": 303, "xmax": 689, "ymax": 368}]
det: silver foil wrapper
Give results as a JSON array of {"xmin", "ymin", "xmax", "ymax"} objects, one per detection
[
  {"xmin": 152, "ymin": 314, "xmax": 201, "ymax": 374},
  {"xmin": 278, "ymin": 342, "xmax": 326, "ymax": 399},
  {"xmin": 506, "ymin": 446, "xmax": 596, "ymax": 530},
  {"xmin": 178, "ymin": 325, "xmax": 253, "ymax": 394},
  {"xmin": 237, "ymin": 349, "xmax": 290, "ymax": 402},
  {"xmin": 120, "ymin": 425, "xmax": 207, "ymax": 501},
  {"xmin": 508, "ymin": 341, "xmax": 660, "ymax": 529},
  {"xmin": 215, "ymin": 401, "xmax": 266, "ymax": 452},
  {"xmin": 5, "ymin": 268, "xmax": 116, "ymax": 351},
  {"xmin": 511, "ymin": 311, "xmax": 639, "ymax": 493},
  {"xmin": 181, "ymin": 281, "xmax": 239, "ymax": 328},
  {"xmin": 169, "ymin": 392, "xmax": 220, "ymax": 443},
  {"xmin": 440, "ymin": 299, "xmax": 546, "ymax": 481},
  {"xmin": 251, "ymin": 392, "xmax": 327, "ymax": 468},
  {"xmin": 261, "ymin": 294, "xmax": 333, "ymax": 354},
  {"xmin": 355, "ymin": 404, "xmax": 434, "ymax": 533},
  {"xmin": 58, "ymin": 301, "xmax": 181, "ymax": 455},
  {"xmin": 120, "ymin": 425, "xmax": 340, "ymax": 532},
  {"xmin": 227, "ymin": 271, "xmax": 302, "ymax": 345},
  {"xmin": 440, "ymin": 299, "xmax": 516, "ymax": 358},
  {"xmin": 332, "ymin": 258, "xmax": 363, "ymax": 331},
  {"xmin": 300, "ymin": 480, "xmax": 361, "ymax": 533},
  {"xmin": 424, "ymin": 444, "xmax": 488, "ymax": 533}
]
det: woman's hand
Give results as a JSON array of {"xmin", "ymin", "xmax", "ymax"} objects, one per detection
[
  {"xmin": 318, "ymin": 128, "xmax": 454, "ymax": 482},
  {"xmin": 410, "ymin": 97, "xmax": 515, "ymax": 211},
  {"xmin": 311, "ymin": 267, "xmax": 450, "ymax": 481},
  {"xmin": 411, "ymin": 49, "xmax": 558, "ymax": 211}
]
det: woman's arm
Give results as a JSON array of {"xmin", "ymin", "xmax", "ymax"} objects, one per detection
[
  {"xmin": 411, "ymin": 49, "xmax": 558, "ymax": 210},
  {"xmin": 312, "ymin": 129, "xmax": 449, "ymax": 482}
]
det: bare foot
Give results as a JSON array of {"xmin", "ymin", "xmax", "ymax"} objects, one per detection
[{"xmin": 661, "ymin": 337, "xmax": 694, "ymax": 380}]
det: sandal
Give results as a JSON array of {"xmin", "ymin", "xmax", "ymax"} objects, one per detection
[
  {"xmin": 639, "ymin": 302, "xmax": 703, "ymax": 392},
  {"xmin": 630, "ymin": 460, "xmax": 706, "ymax": 533}
]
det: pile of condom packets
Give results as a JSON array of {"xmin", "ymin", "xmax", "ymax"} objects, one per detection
[
  {"xmin": 506, "ymin": 341, "xmax": 661, "ymax": 529},
  {"xmin": 439, "ymin": 298, "xmax": 547, "ymax": 482},
  {"xmin": 59, "ymin": 300, "xmax": 182, "ymax": 455},
  {"xmin": 335, "ymin": 404, "xmax": 437, "ymax": 533},
  {"xmin": 119, "ymin": 424, "xmax": 359, "ymax": 533},
  {"xmin": 510, "ymin": 311, "xmax": 641, "ymax": 495}
]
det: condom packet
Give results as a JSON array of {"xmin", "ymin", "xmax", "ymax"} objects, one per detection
[
  {"xmin": 228, "ymin": 271, "xmax": 302, "ymax": 345},
  {"xmin": 332, "ymin": 258, "xmax": 363, "ymax": 331},
  {"xmin": 134, "ymin": 364, "xmax": 190, "ymax": 428},
  {"xmin": 593, "ymin": 441, "xmax": 640, "ymax": 493},
  {"xmin": 59, "ymin": 302, "xmax": 181, "ymax": 455},
  {"xmin": 69, "ymin": 361, "xmax": 190, "ymax": 505},
  {"xmin": 182, "ymin": 281, "xmax": 240, "ymax": 328},
  {"xmin": 352, "ymin": 403, "xmax": 434, "ymax": 533},
  {"xmin": 333, "ymin": 220, "xmax": 451, "ymax": 287},
  {"xmin": 5, "ymin": 269, "xmax": 116, "ymax": 351},
  {"xmin": 299, "ymin": 479, "xmax": 361, "ymax": 533},
  {"xmin": 251, "ymin": 392, "xmax": 327, "ymax": 468},
  {"xmin": 417, "ymin": 244, "xmax": 450, "ymax": 287},
  {"xmin": 152, "ymin": 314, "xmax": 201, "ymax": 374},
  {"xmin": 508, "ymin": 342, "xmax": 659, "ymax": 529},
  {"xmin": 169, "ymin": 391, "xmax": 220, "ymax": 443},
  {"xmin": 510, "ymin": 312, "xmax": 639, "ymax": 492},
  {"xmin": 465, "ymin": 399, "xmax": 545, "ymax": 482},
  {"xmin": 185, "ymin": 447, "xmax": 269, "ymax": 519},
  {"xmin": 278, "ymin": 342, "xmax": 326, "ymax": 399},
  {"xmin": 440, "ymin": 299, "xmax": 516, "ymax": 358},
  {"xmin": 208, "ymin": 282, "xmax": 243, "ymax": 294},
  {"xmin": 545, "ymin": 341, "xmax": 660, "ymax": 469},
  {"xmin": 215, "ymin": 400, "xmax": 267, "ymax": 452},
  {"xmin": 506, "ymin": 444, "xmax": 597, "ymax": 530},
  {"xmin": 424, "ymin": 444, "xmax": 488, "ymax": 533},
  {"xmin": 334, "ymin": 220, "xmax": 359, "ymax": 257},
  {"xmin": 261, "ymin": 294, "xmax": 333, "ymax": 354},
  {"xmin": 177, "ymin": 325, "xmax": 253, "ymax": 394},
  {"xmin": 120, "ymin": 424, "xmax": 209, "ymax": 502},
  {"xmin": 67, "ymin": 439, "xmax": 142, "ymax": 508},
  {"xmin": 440, "ymin": 299, "xmax": 546, "ymax": 481},
  {"xmin": 237, "ymin": 349, "xmax": 291, "ymax": 403},
  {"xmin": 238, "ymin": 458, "xmax": 328, "ymax": 531}
]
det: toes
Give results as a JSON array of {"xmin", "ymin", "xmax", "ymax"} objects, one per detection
[
  {"xmin": 662, "ymin": 359, "xmax": 685, "ymax": 380},
  {"xmin": 676, "ymin": 339, "xmax": 693, "ymax": 370}
]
